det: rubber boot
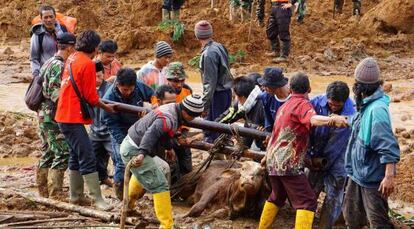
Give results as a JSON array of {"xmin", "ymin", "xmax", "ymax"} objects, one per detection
[
  {"xmin": 48, "ymin": 169, "xmax": 65, "ymax": 198},
  {"xmin": 334, "ymin": 0, "xmax": 344, "ymax": 14},
  {"xmin": 153, "ymin": 191, "xmax": 174, "ymax": 229},
  {"xmin": 128, "ymin": 175, "xmax": 146, "ymax": 210},
  {"xmin": 295, "ymin": 209, "xmax": 315, "ymax": 229},
  {"xmin": 36, "ymin": 167, "xmax": 49, "ymax": 198},
  {"xmin": 171, "ymin": 9, "xmax": 180, "ymax": 21},
  {"xmin": 265, "ymin": 40, "xmax": 279, "ymax": 57},
  {"xmin": 83, "ymin": 172, "xmax": 113, "ymax": 211},
  {"xmin": 273, "ymin": 56, "xmax": 288, "ymax": 63},
  {"xmin": 162, "ymin": 9, "xmax": 171, "ymax": 22},
  {"xmin": 69, "ymin": 170, "xmax": 91, "ymax": 206},
  {"xmin": 258, "ymin": 201, "xmax": 279, "ymax": 229}
]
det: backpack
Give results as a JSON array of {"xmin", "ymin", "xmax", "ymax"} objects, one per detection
[{"xmin": 24, "ymin": 74, "xmax": 44, "ymax": 111}]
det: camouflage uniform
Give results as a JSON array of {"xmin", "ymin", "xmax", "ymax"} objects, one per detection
[{"xmin": 38, "ymin": 56, "xmax": 70, "ymax": 170}]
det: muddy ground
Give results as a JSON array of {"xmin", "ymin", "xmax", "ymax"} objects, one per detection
[{"xmin": 0, "ymin": 0, "xmax": 414, "ymax": 227}]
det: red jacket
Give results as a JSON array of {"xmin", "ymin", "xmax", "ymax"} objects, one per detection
[{"xmin": 55, "ymin": 51, "xmax": 99, "ymax": 124}]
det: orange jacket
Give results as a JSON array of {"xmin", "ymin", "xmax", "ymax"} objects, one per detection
[{"xmin": 55, "ymin": 52, "xmax": 99, "ymax": 124}]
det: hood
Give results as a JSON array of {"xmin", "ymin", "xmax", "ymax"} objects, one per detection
[
  {"xmin": 361, "ymin": 88, "xmax": 389, "ymax": 109},
  {"xmin": 30, "ymin": 23, "xmax": 63, "ymax": 35}
]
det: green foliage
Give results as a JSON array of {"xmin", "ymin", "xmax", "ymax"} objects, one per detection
[
  {"xmin": 389, "ymin": 209, "xmax": 414, "ymax": 225},
  {"xmin": 158, "ymin": 20, "xmax": 184, "ymax": 42},
  {"xmin": 188, "ymin": 54, "xmax": 201, "ymax": 69},
  {"xmin": 229, "ymin": 50, "xmax": 246, "ymax": 64},
  {"xmin": 188, "ymin": 50, "xmax": 247, "ymax": 69}
]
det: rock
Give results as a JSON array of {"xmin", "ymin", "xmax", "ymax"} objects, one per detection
[
  {"xmin": 409, "ymin": 129, "xmax": 414, "ymax": 135},
  {"xmin": 3, "ymin": 47, "xmax": 13, "ymax": 55},
  {"xmin": 398, "ymin": 138, "xmax": 407, "ymax": 145},
  {"xmin": 401, "ymin": 145, "xmax": 411, "ymax": 154},
  {"xmin": 313, "ymin": 53, "xmax": 325, "ymax": 63},
  {"xmin": 401, "ymin": 115, "xmax": 409, "ymax": 122},
  {"xmin": 395, "ymin": 128, "xmax": 406, "ymax": 134},
  {"xmin": 383, "ymin": 83, "xmax": 393, "ymax": 93},
  {"xmin": 323, "ymin": 48, "xmax": 336, "ymax": 61},
  {"xmin": 401, "ymin": 131, "xmax": 411, "ymax": 139}
]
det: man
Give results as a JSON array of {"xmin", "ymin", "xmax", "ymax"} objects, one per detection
[
  {"xmin": 36, "ymin": 32, "xmax": 76, "ymax": 198},
  {"xmin": 259, "ymin": 73, "xmax": 348, "ymax": 229},
  {"xmin": 229, "ymin": 0, "xmax": 253, "ymax": 22},
  {"xmin": 137, "ymin": 41, "xmax": 173, "ymax": 90},
  {"xmin": 121, "ymin": 94, "xmax": 204, "ymax": 229},
  {"xmin": 153, "ymin": 84, "xmax": 177, "ymax": 106},
  {"xmin": 30, "ymin": 5, "xmax": 67, "ymax": 78},
  {"xmin": 343, "ymin": 57, "xmax": 400, "ymax": 228},
  {"xmin": 194, "ymin": 20, "xmax": 233, "ymax": 143},
  {"xmin": 164, "ymin": 62, "xmax": 193, "ymax": 103},
  {"xmin": 307, "ymin": 81, "xmax": 356, "ymax": 228},
  {"xmin": 162, "ymin": 0, "xmax": 185, "ymax": 21},
  {"xmin": 90, "ymin": 61, "xmax": 113, "ymax": 187},
  {"xmin": 55, "ymin": 30, "xmax": 116, "ymax": 211},
  {"xmin": 103, "ymin": 68, "xmax": 153, "ymax": 200},
  {"xmin": 217, "ymin": 76, "xmax": 265, "ymax": 150},
  {"xmin": 265, "ymin": 0, "xmax": 297, "ymax": 62},
  {"xmin": 95, "ymin": 39, "xmax": 122, "ymax": 82},
  {"xmin": 257, "ymin": 67, "xmax": 291, "ymax": 132}
]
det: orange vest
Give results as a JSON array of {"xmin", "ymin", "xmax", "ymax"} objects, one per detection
[{"xmin": 32, "ymin": 13, "xmax": 77, "ymax": 33}]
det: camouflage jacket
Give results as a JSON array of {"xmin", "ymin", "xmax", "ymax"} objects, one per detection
[{"xmin": 39, "ymin": 55, "xmax": 65, "ymax": 123}]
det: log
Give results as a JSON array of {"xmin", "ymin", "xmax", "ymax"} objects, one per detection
[
  {"xmin": 0, "ymin": 188, "xmax": 136, "ymax": 225},
  {"xmin": 0, "ymin": 210, "xmax": 69, "ymax": 218},
  {"xmin": 0, "ymin": 217, "xmax": 87, "ymax": 227},
  {"xmin": 102, "ymin": 99, "xmax": 270, "ymax": 140},
  {"xmin": 181, "ymin": 140, "xmax": 265, "ymax": 161}
]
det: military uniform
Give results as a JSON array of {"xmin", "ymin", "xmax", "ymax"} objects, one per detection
[{"xmin": 38, "ymin": 56, "xmax": 70, "ymax": 169}]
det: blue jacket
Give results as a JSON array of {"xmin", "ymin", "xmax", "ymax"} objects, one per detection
[
  {"xmin": 345, "ymin": 88, "xmax": 400, "ymax": 188},
  {"xmin": 103, "ymin": 81, "xmax": 153, "ymax": 144},
  {"xmin": 309, "ymin": 95, "xmax": 356, "ymax": 175},
  {"xmin": 258, "ymin": 92, "xmax": 285, "ymax": 132}
]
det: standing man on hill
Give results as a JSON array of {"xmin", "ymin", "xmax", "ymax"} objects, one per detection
[
  {"xmin": 265, "ymin": 0, "xmax": 297, "ymax": 63},
  {"xmin": 162, "ymin": 0, "xmax": 185, "ymax": 21},
  {"xmin": 30, "ymin": 5, "xmax": 67, "ymax": 78},
  {"xmin": 194, "ymin": 20, "xmax": 233, "ymax": 143}
]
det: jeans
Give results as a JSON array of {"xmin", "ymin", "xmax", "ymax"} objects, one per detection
[
  {"xmin": 204, "ymin": 89, "xmax": 232, "ymax": 143},
  {"xmin": 58, "ymin": 123, "xmax": 96, "ymax": 175},
  {"xmin": 110, "ymin": 137, "xmax": 125, "ymax": 185},
  {"xmin": 91, "ymin": 138, "xmax": 113, "ymax": 182}
]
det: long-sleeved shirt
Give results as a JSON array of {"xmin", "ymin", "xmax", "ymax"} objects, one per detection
[
  {"xmin": 30, "ymin": 23, "xmax": 66, "ymax": 77},
  {"xmin": 103, "ymin": 81, "xmax": 153, "ymax": 144},
  {"xmin": 308, "ymin": 95, "xmax": 356, "ymax": 174},
  {"xmin": 258, "ymin": 92, "xmax": 286, "ymax": 132},
  {"xmin": 136, "ymin": 61, "xmax": 167, "ymax": 90},
  {"xmin": 199, "ymin": 40, "xmax": 233, "ymax": 111},
  {"xmin": 39, "ymin": 55, "xmax": 65, "ymax": 123},
  {"xmin": 55, "ymin": 51, "xmax": 100, "ymax": 124},
  {"xmin": 127, "ymin": 103, "xmax": 183, "ymax": 157}
]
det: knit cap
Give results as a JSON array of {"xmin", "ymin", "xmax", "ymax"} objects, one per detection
[
  {"xmin": 180, "ymin": 94, "xmax": 204, "ymax": 117},
  {"xmin": 155, "ymin": 41, "xmax": 173, "ymax": 58},
  {"xmin": 166, "ymin": 62, "xmax": 187, "ymax": 80},
  {"xmin": 354, "ymin": 57, "xmax": 380, "ymax": 84},
  {"xmin": 194, "ymin": 20, "xmax": 213, "ymax": 40}
]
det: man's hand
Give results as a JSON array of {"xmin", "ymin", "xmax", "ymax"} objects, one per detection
[
  {"xmin": 131, "ymin": 154, "xmax": 145, "ymax": 167},
  {"xmin": 260, "ymin": 155, "xmax": 267, "ymax": 167},
  {"xmin": 165, "ymin": 149, "xmax": 176, "ymax": 161},
  {"xmin": 378, "ymin": 175, "xmax": 395, "ymax": 198},
  {"xmin": 103, "ymin": 103, "xmax": 116, "ymax": 113},
  {"xmin": 330, "ymin": 115, "xmax": 348, "ymax": 128},
  {"xmin": 256, "ymin": 125, "xmax": 266, "ymax": 132},
  {"xmin": 282, "ymin": 3, "xmax": 293, "ymax": 9},
  {"xmin": 137, "ymin": 111, "xmax": 146, "ymax": 118},
  {"xmin": 263, "ymin": 135, "xmax": 270, "ymax": 147}
]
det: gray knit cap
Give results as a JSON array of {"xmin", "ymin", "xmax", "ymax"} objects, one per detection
[
  {"xmin": 180, "ymin": 94, "xmax": 204, "ymax": 117},
  {"xmin": 155, "ymin": 41, "xmax": 173, "ymax": 58},
  {"xmin": 194, "ymin": 20, "xmax": 213, "ymax": 40},
  {"xmin": 354, "ymin": 57, "xmax": 380, "ymax": 84}
]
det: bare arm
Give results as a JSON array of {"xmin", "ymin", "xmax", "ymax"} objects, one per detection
[
  {"xmin": 379, "ymin": 163, "xmax": 396, "ymax": 198},
  {"xmin": 311, "ymin": 115, "xmax": 348, "ymax": 127}
]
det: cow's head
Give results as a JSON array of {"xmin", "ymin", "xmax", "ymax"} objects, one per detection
[{"xmin": 228, "ymin": 161, "xmax": 265, "ymax": 218}]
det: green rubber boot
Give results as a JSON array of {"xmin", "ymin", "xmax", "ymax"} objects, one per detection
[{"xmin": 83, "ymin": 172, "xmax": 113, "ymax": 211}]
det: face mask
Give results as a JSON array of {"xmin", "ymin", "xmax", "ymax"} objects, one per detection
[{"xmin": 274, "ymin": 94, "xmax": 291, "ymax": 102}]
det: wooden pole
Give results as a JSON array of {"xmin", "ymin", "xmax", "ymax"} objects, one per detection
[{"xmin": 102, "ymin": 99, "xmax": 270, "ymax": 140}]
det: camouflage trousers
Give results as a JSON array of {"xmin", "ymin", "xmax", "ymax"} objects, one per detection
[{"xmin": 38, "ymin": 119, "xmax": 70, "ymax": 170}]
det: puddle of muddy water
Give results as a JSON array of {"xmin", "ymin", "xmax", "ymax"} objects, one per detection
[{"xmin": 0, "ymin": 157, "xmax": 37, "ymax": 167}]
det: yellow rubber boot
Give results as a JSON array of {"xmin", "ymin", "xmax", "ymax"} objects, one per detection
[
  {"xmin": 295, "ymin": 210, "xmax": 315, "ymax": 229},
  {"xmin": 259, "ymin": 201, "xmax": 279, "ymax": 229},
  {"xmin": 128, "ymin": 175, "xmax": 145, "ymax": 210},
  {"xmin": 153, "ymin": 191, "xmax": 174, "ymax": 229}
]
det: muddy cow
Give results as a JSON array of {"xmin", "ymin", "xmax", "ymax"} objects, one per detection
[{"xmin": 179, "ymin": 160, "xmax": 269, "ymax": 219}]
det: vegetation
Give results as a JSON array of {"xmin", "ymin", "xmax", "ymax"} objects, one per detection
[
  {"xmin": 188, "ymin": 50, "xmax": 246, "ymax": 69},
  {"xmin": 158, "ymin": 20, "xmax": 185, "ymax": 42}
]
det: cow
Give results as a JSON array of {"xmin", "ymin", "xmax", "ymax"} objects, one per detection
[{"xmin": 176, "ymin": 160, "xmax": 269, "ymax": 219}]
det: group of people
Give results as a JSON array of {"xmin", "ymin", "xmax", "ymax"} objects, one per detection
[{"xmin": 30, "ymin": 4, "xmax": 399, "ymax": 229}]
